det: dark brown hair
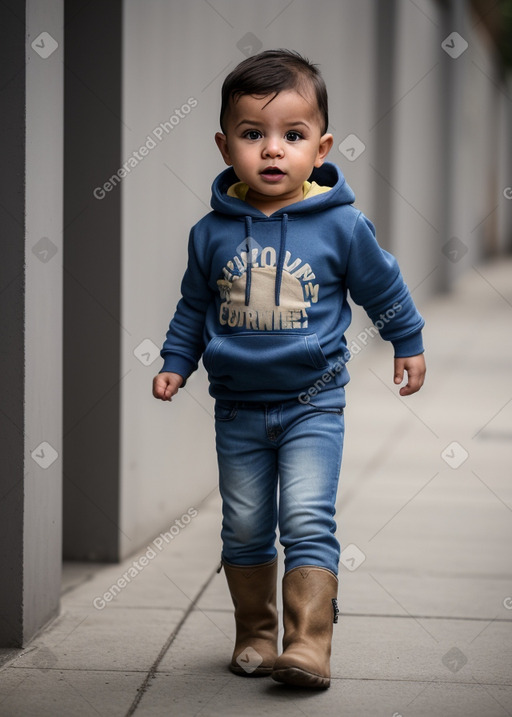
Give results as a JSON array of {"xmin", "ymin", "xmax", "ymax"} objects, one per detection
[{"xmin": 219, "ymin": 49, "xmax": 329, "ymax": 134}]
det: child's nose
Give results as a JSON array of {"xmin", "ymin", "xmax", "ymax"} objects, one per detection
[{"xmin": 262, "ymin": 137, "xmax": 284, "ymax": 158}]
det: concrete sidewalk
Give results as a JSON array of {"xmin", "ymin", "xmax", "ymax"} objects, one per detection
[{"xmin": 1, "ymin": 259, "xmax": 512, "ymax": 716}]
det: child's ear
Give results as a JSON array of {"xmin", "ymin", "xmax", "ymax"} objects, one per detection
[
  {"xmin": 215, "ymin": 132, "xmax": 232, "ymax": 166},
  {"xmin": 314, "ymin": 133, "xmax": 334, "ymax": 168}
]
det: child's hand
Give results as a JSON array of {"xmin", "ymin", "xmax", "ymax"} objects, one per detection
[
  {"xmin": 393, "ymin": 354, "xmax": 426, "ymax": 396},
  {"xmin": 152, "ymin": 372, "xmax": 184, "ymax": 401}
]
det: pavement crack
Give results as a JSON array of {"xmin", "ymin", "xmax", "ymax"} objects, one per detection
[{"xmin": 124, "ymin": 564, "xmax": 219, "ymax": 716}]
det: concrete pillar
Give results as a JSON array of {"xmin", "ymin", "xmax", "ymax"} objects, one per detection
[
  {"xmin": 498, "ymin": 73, "xmax": 512, "ymax": 252},
  {"xmin": 0, "ymin": 0, "xmax": 63, "ymax": 647},
  {"xmin": 438, "ymin": 0, "xmax": 468, "ymax": 292},
  {"xmin": 63, "ymin": 0, "xmax": 123, "ymax": 561},
  {"xmin": 372, "ymin": 0, "xmax": 397, "ymax": 254}
]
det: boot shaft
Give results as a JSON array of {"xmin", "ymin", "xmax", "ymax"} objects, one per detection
[
  {"xmin": 222, "ymin": 557, "xmax": 279, "ymax": 676},
  {"xmin": 223, "ymin": 557, "xmax": 278, "ymax": 634},
  {"xmin": 281, "ymin": 566, "xmax": 338, "ymax": 650},
  {"xmin": 272, "ymin": 565, "xmax": 338, "ymax": 688}
]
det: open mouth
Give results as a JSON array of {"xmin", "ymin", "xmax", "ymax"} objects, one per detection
[{"xmin": 260, "ymin": 167, "xmax": 286, "ymax": 181}]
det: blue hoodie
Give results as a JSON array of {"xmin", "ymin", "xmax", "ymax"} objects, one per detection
[{"xmin": 159, "ymin": 162, "xmax": 424, "ymax": 403}]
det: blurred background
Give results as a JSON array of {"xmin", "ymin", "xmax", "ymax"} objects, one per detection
[{"xmin": 1, "ymin": 0, "xmax": 511, "ymax": 648}]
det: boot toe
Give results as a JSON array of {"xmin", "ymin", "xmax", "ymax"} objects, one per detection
[{"xmin": 272, "ymin": 664, "xmax": 330, "ymax": 689}]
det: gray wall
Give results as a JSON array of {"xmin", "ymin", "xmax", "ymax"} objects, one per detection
[{"xmin": 0, "ymin": 0, "xmax": 63, "ymax": 646}]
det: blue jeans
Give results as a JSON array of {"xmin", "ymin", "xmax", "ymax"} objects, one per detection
[{"xmin": 215, "ymin": 388, "xmax": 345, "ymax": 576}]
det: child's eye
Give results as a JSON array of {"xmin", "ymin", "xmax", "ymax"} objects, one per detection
[
  {"xmin": 244, "ymin": 130, "xmax": 262, "ymax": 140},
  {"xmin": 285, "ymin": 131, "xmax": 303, "ymax": 142}
]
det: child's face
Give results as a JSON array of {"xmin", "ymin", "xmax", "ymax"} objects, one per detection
[{"xmin": 215, "ymin": 89, "xmax": 333, "ymax": 214}]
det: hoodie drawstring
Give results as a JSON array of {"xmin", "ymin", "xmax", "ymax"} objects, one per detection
[
  {"xmin": 244, "ymin": 216, "xmax": 252, "ymax": 307},
  {"xmin": 275, "ymin": 213, "xmax": 288, "ymax": 307},
  {"xmin": 243, "ymin": 213, "xmax": 288, "ymax": 308}
]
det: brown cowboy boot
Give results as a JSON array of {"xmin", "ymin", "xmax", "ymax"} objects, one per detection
[
  {"xmin": 272, "ymin": 565, "xmax": 339, "ymax": 689},
  {"xmin": 222, "ymin": 557, "xmax": 278, "ymax": 676}
]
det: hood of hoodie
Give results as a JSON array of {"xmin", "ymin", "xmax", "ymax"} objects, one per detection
[
  {"xmin": 210, "ymin": 161, "xmax": 355, "ymax": 218},
  {"xmin": 210, "ymin": 162, "xmax": 356, "ymax": 307}
]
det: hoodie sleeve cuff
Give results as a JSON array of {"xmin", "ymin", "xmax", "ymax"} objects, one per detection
[
  {"xmin": 159, "ymin": 354, "xmax": 197, "ymax": 382},
  {"xmin": 392, "ymin": 331, "xmax": 424, "ymax": 358}
]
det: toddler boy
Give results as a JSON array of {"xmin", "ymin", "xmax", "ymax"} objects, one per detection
[{"xmin": 153, "ymin": 49, "xmax": 426, "ymax": 689}]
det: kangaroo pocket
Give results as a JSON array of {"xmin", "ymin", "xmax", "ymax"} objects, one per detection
[{"xmin": 202, "ymin": 332, "xmax": 329, "ymax": 393}]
